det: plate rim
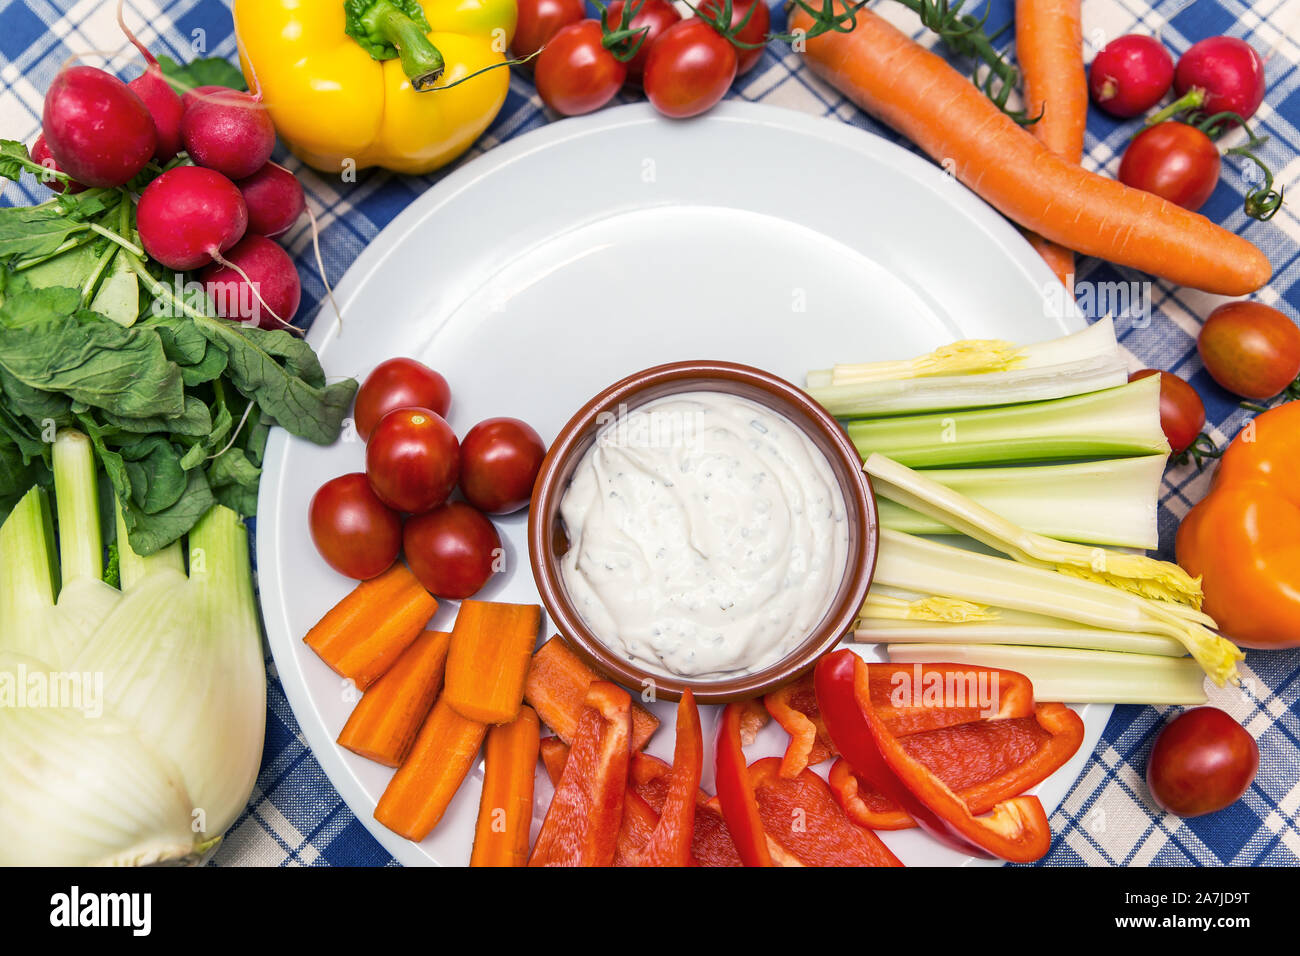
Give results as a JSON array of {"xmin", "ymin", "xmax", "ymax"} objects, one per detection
[{"xmin": 257, "ymin": 101, "xmax": 1107, "ymax": 868}]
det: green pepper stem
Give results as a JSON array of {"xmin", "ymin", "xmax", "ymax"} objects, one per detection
[{"xmin": 366, "ymin": 1, "xmax": 445, "ymax": 90}]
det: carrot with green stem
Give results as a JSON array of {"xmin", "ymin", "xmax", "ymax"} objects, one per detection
[
  {"xmin": 792, "ymin": 3, "xmax": 1271, "ymax": 295},
  {"xmin": 1015, "ymin": 0, "xmax": 1087, "ymax": 292}
]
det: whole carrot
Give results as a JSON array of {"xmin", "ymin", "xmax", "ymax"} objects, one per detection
[
  {"xmin": 1016, "ymin": 0, "xmax": 1087, "ymax": 292},
  {"xmin": 793, "ymin": 5, "xmax": 1270, "ymax": 295}
]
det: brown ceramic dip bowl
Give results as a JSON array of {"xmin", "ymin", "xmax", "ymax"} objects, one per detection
[{"xmin": 528, "ymin": 360, "xmax": 878, "ymax": 703}]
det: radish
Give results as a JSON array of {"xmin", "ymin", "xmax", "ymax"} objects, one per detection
[
  {"xmin": 1174, "ymin": 36, "xmax": 1267, "ymax": 121},
  {"xmin": 137, "ymin": 166, "xmax": 247, "ymax": 271},
  {"xmin": 182, "ymin": 85, "xmax": 228, "ymax": 110},
  {"xmin": 30, "ymin": 134, "xmax": 86, "ymax": 193},
  {"xmin": 236, "ymin": 162, "xmax": 305, "ymax": 238},
  {"xmin": 117, "ymin": 0, "xmax": 184, "ymax": 160},
  {"xmin": 1089, "ymin": 35, "xmax": 1174, "ymax": 118},
  {"xmin": 180, "ymin": 89, "xmax": 276, "ymax": 180},
  {"xmin": 42, "ymin": 65, "xmax": 156, "ymax": 187},
  {"xmin": 200, "ymin": 235, "xmax": 301, "ymax": 330}
]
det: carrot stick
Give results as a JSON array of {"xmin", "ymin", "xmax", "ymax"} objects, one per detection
[
  {"xmin": 793, "ymin": 4, "xmax": 1271, "ymax": 295},
  {"xmin": 443, "ymin": 600, "xmax": 541, "ymax": 724},
  {"xmin": 523, "ymin": 636, "xmax": 660, "ymax": 749},
  {"xmin": 374, "ymin": 698, "xmax": 487, "ymax": 841},
  {"xmin": 303, "ymin": 563, "xmax": 438, "ymax": 690},
  {"xmin": 470, "ymin": 706, "xmax": 541, "ymax": 867},
  {"xmin": 1017, "ymin": 0, "xmax": 1087, "ymax": 292},
  {"xmin": 337, "ymin": 630, "xmax": 450, "ymax": 766}
]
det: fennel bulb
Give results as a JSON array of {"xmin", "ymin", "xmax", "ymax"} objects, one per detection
[{"xmin": 0, "ymin": 430, "xmax": 265, "ymax": 865}]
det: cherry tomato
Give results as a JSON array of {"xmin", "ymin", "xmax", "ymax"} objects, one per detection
[
  {"xmin": 403, "ymin": 502, "xmax": 502, "ymax": 599},
  {"xmin": 699, "ymin": 0, "xmax": 771, "ymax": 76},
  {"xmin": 605, "ymin": 0, "xmax": 681, "ymax": 83},
  {"xmin": 1197, "ymin": 301, "xmax": 1300, "ymax": 400},
  {"xmin": 1129, "ymin": 369, "xmax": 1205, "ymax": 454},
  {"xmin": 1147, "ymin": 707, "xmax": 1258, "ymax": 817},
  {"xmin": 643, "ymin": 18, "xmax": 738, "ymax": 119},
  {"xmin": 308, "ymin": 473, "xmax": 402, "ymax": 579},
  {"xmin": 354, "ymin": 358, "xmax": 451, "ymax": 442},
  {"xmin": 365, "ymin": 407, "xmax": 460, "ymax": 514},
  {"xmin": 513, "ymin": 0, "xmax": 586, "ymax": 59},
  {"xmin": 535, "ymin": 19, "xmax": 627, "ymax": 116},
  {"xmin": 1118, "ymin": 121, "xmax": 1221, "ymax": 212},
  {"xmin": 459, "ymin": 417, "xmax": 547, "ymax": 514}
]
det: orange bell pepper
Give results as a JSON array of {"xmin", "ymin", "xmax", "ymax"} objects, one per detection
[
  {"xmin": 1177, "ymin": 400, "xmax": 1300, "ymax": 649},
  {"xmin": 828, "ymin": 702, "xmax": 1084, "ymax": 830},
  {"xmin": 529, "ymin": 682, "xmax": 630, "ymax": 867}
]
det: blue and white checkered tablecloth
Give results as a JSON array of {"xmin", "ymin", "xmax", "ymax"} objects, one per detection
[{"xmin": 2, "ymin": 0, "xmax": 1297, "ymax": 867}]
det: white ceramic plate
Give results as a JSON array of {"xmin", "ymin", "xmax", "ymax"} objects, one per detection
[{"xmin": 258, "ymin": 102, "xmax": 1107, "ymax": 867}]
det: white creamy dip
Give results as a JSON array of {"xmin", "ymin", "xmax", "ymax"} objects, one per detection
[{"xmin": 558, "ymin": 390, "xmax": 849, "ymax": 679}]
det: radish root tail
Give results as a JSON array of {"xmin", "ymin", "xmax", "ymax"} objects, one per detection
[
  {"xmin": 116, "ymin": 0, "xmax": 158, "ymax": 66},
  {"xmin": 303, "ymin": 197, "xmax": 342, "ymax": 333},
  {"xmin": 207, "ymin": 247, "xmax": 301, "ymax": 334},
  {"xmin": 208, "ymin": 397, "xmax": 257, "ymax": 462}
]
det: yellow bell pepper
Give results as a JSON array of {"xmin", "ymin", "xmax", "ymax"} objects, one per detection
[{"xmin": 233, "ymin": 0, "xmax": 517, "ymax": 175}]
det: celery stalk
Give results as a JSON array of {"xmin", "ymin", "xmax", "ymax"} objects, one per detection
[
  {"xmin": 860, "ymin": 592, "xmax": 1000, "ymax": 623},
  {"xmin": 866, "ymin": 453, "xmax": 1201, "ymax": 606},
  {"xmin": 847, "ymin": 376, "xmax": 1170, "ymax": 468},
  {"xmin": 858, "ymin": 619, "xmax": 1187, "ymax": 657},
  {"xmin": 857, "ymin": 587, "xmax": 1187, "ymax": 655},
  {"xmin": 807, "ymin": 318, "xmax": 1128, "ymax": 415},
  {"xmin": 874, "ymin": 456, "xmax": 1166, "ymax": 549},
  {"xmin": 873, "ymin": 530, "xmax": 1242, "ymax": 685},
  {"xmin": 884, "ymin": 643, "xmax": 1208, "ymax": 705}
]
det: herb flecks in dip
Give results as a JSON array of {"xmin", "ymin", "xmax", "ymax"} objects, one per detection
[{"xmin": 558, "ymin": 391, "xmax": 849, "ymax": 679}]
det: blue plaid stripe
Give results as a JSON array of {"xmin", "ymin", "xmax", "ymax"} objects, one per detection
[{"xmin": 3, "ymin": 0, "xmax": 1297, "ymax": 867}]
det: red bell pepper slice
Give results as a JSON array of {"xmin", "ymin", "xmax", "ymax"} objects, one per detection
[
  {"xmin": 766, "ymin": 663, "xmax": 1035, "ymax": 778},
  {"xmin": 830, "ymin": 702, "xmax": 1084, "ymax": 830},
  {"xmin": 714, "ymin": 700, "xmax": 773, "ymax": 867},
  {"xmin": 631, "ymin": 758, "xmax": 742, "ymax": 867},
  {"xmin": 815, "ymin": 650, "xmax": 981, "ymax": 855},
  {"xmin": 529, "ymin": 681, "xmax": 631, "ymax": 867},
  {"xmin": 764, "ymin": 675, "xmax": 837, "ymax": 778},
  {"xmin": 632, "ymin": 690, "xmax": 702, "ymax": 867},
  {"xmin": 870, "ymin": 662, "xmax": 1035, "ymax": 733},
  {"xmin": 539, "ymin": 736, "xmax": 660, "ymax": 866},
  {"xmin": 542, "ymin": 735, "xmax": 742, "ymax": 866},
  {"xmin": 816, "ymin": 649, "xmax": 1053, "ymax": 863},
  {"xmin": 748, "ymin": 757, "xmax": 903, "ymax": 867}
]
